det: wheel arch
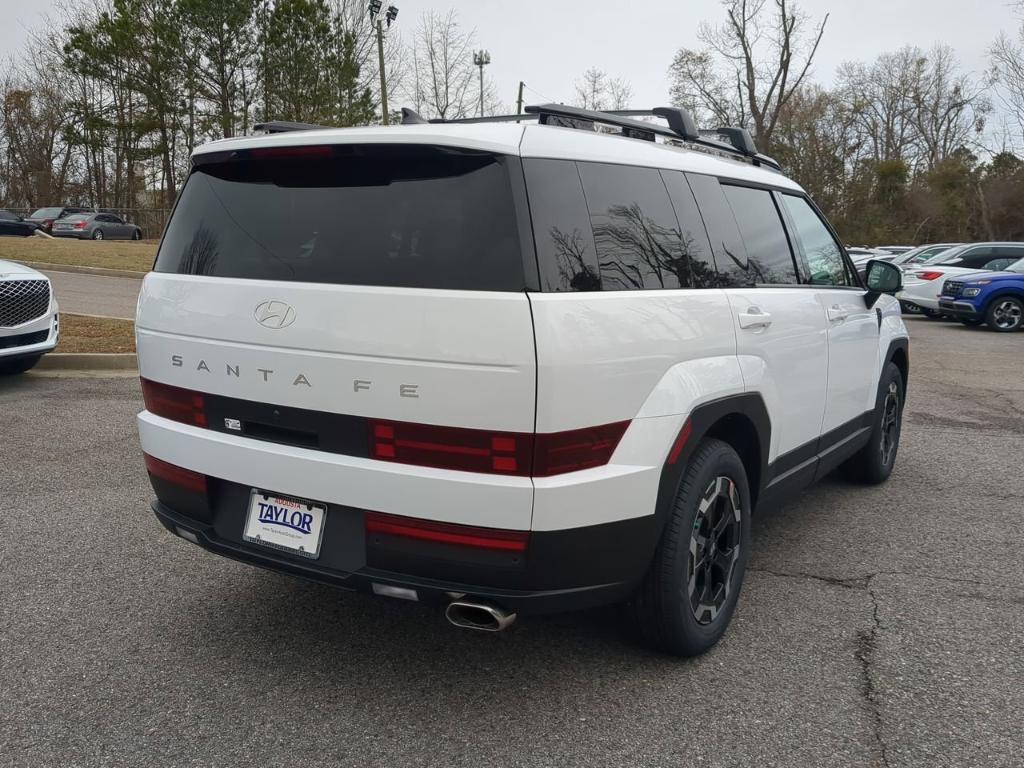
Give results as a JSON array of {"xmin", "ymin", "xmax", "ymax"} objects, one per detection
[{"xmin": 886, "ymin": 338, "xmax": 909, "ymax": 390}]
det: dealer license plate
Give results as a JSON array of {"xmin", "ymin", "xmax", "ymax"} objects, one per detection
[{"xmin": 243, "ymin": 491, "xmax": 326, "ymax": 559}]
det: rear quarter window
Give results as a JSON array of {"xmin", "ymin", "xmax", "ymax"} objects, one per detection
[{"xmin": 155, "ymin": 145, "xmax": 528, "ymax": 291}]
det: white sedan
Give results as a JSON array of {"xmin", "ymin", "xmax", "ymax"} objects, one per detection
[
  {"xmin": 0, "ymin": 259, "xmax": 59, "ymax": 374},
  {"xmin": 897, "ymin": 243, "xmax": 1024, "ymax": 317}
]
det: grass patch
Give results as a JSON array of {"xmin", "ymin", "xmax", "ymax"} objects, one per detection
[
  {"xmin": 58, "ymin": 313, "xmax": 136, "ymax": 354},
  {"xmin": 0, "ymin": 235, "xmax": 155, "ymax": 273}
]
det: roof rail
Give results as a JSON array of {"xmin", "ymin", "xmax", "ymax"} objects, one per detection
[
  {"xmin": 426, "ymin": 112, "xmax": 539, "ymax": 124},
  {"xmin": 522, "ymin": 104, "xmax": 782, "ymax": 172},
  {"xmin": 253, "ymin": 121, "xmax": 331, "ymax": 134}
]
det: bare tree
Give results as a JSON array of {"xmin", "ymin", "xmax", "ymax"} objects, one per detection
[
  {"xmin": 574, "ymin": 67, "xmax": 632, "ymax": 110},
  {"xmin": 668, "ymin": 0, "xmax": 828, "ymax": 149},
  {"xmin": 407, "ymin": 10, "xmax": 496, "ymax": 120},
  {"xmin": 990, "ymin": 26, "xmax": 1024, "ymax": 141},
  {"xmin": 333, "ymin": 0, "xmax": 406, "ymax": 120}
]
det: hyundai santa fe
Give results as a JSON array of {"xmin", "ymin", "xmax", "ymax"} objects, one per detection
[{"xmin": 136, "ymin": 104, "xmax": 909, "ymax": 656}]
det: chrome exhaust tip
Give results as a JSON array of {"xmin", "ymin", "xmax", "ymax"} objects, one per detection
[{"xmin": 445, "ymin": 600, "xmax": 517, "ymax": 632}]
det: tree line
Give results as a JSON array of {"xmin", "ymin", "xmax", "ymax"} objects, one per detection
[{"xmin": 2, "ymin": 0, "xmax": 1024, "ymax": 247}]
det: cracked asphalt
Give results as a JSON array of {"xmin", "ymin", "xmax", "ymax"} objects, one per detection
[{"xmin": 1, "ymin": 317, "xmax": 1022, "ymax": 767}]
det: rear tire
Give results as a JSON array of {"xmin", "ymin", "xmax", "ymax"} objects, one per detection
[
  {"xmin": 0, "ymin": 355, "xmax": 42, "ymax": 375},
  {"xmin": 840, "ymin": 362, "xmax": 904, "ymax": 485},
  {"xmin": 985, "ymin": 297, "xmax": 1023, "ymax": 332},
  {"xmin": 626, "ymin": 438, "xmax": 751, "ymax": 657},
  {"xmin": 92, "ymin": 229, "xmax": 103, "ymax": 240}
]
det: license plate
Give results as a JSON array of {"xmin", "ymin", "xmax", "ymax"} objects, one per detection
[{"xmin": 243, "ymin": 491, "xmax": 326, "ymax": 559}]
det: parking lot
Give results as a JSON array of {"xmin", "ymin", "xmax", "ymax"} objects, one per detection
[{"xmin": 1, "ymin": 316, "xmax": 1021, "ymax": 768}]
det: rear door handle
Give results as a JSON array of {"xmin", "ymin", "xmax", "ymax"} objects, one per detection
[
  {"xmin": 738, "ymin": 310, "xmax": 773, "ymax": 330},
  {"xmin": 827, "ymin": 305, "xmax": 851, "ymax": 322}
]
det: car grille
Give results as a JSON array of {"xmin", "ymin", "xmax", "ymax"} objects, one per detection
[
  {"xmin": 0, "ymin": 329, "xmax": 49, "ymax": 349},
  {"xmin": 942, "ymin": 280, "xmax": 964, "ymax": 298},
  {"xmin": 0, "ymin": 279, "xmax": 51, "ymax": 327}
]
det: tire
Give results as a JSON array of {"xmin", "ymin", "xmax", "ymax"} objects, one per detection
[
  {"xmin": 92, "ymin": 229, "xmax": 103, "ymax": 240},
  {"xmin": 626, "ymin": 438, "xmax": 751, "ymax": 657},
  {"xmin": 984, "ymin": 297, "xmax": 1023, "ymax": 332},
  {"xmin": 840, "ymin": 362, "xmax": 904, "ymax": 485},
  {"xmin": 0, "ymin": 355, "xmax": 42, "ymax": 375},
  {"xmin": 132, "ymin": 229, "xmax": 141, "ymax": 240},
  {"xmin": 921, "ymin": 308, "xmax": 942, "ymax": 319},
  {"xmin": 959, "ymin": 318, "xmax": 984, "ymax": 327}
]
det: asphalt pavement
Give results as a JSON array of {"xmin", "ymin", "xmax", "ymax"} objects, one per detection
[
  {"xmin": 43, "ymin": 269, "xmax": 142, "ymax": 320},
  {"xmin": 1, "ymin": 317, "xmax": 1022, "ymax": 767}
]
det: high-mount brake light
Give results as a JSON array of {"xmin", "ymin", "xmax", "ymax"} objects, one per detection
[
  {"xmin": 368, "ymin": 420, "xmax": 630, "ymax": 476},
  {"xmin": 141, "ymin": 378, "xmax": 207, "ymax": 427},
  {"xmin": 366, "ymin": 511, "xmax": 528, "ymax": 552},
  {"xmin": 250, "ymin": 145, "xmax": 334, "ymax": 159},
  {"xmin": 143, "ymin": 453, "xmax": 208, "ymax": 493},
  {"xmin": 915, "ymin": 271, "xmax": 944, "ymax": 281}
]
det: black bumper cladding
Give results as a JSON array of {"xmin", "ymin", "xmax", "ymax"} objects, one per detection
[
  {"xmin": 150, "ymin": 478, "xmax": 654, "ymax": 615},
  {"xmin": 938, "ymin": 299, "xmax": 980, "ymax": 319}
]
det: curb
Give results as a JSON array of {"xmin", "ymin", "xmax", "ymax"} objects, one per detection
[
  {"xmin": 13, "ymin": 260, "xmax": 147, "ymax": 280},
  {"xmin": 37, "ymin": 353, "xmax": 138, "ymax": 371}
]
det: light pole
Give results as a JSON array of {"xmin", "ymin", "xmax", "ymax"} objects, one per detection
[
  {"xmin": 473, "ymin": 49, "xmax": 491, "ymax": 117},
  {"xmin": 369, "ymin": 2, "xmax": 398, "ymax": 125}
]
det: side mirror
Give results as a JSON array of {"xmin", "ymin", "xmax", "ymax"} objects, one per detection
[{"xmin": 864, "ymin": 259, "xmax": 902, "ymax": 308}]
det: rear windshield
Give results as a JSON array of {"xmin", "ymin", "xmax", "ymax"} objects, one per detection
[
  {"xmin": 30, "ymin": 208, "xmax": 63, "ymax": 219},
  {"xmin": 155, "ymin": 145, "xmax": 527, "ymax": 291}
]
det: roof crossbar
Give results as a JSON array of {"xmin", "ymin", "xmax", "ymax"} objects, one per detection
[{"xmin": 253, "ymin": 121, "xmax": 331, "ymax": 134}]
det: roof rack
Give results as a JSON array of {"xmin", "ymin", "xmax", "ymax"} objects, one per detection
[{"xmin": 253, "ymin": 121, "xmax": 332, "ymax": 134}]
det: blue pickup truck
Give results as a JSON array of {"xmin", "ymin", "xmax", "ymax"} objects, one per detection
[{"xmin": 939, "ymin": 258, "xmax": 1024, "ymax": 332}]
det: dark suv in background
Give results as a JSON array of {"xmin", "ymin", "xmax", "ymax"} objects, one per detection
[
  {"xmin": 0, "ymin": 210, "xmax": 38, "ymax": 237},
  {"xmin": 25, "ymin": 206, "xmax": 90, "ymax": 234}
]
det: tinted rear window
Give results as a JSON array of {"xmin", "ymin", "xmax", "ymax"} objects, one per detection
[{"xmin": 155, "ymin": 146, "xmax": 527, "ymax": 291}]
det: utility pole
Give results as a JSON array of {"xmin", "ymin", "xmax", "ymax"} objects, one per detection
[
  {"xmin": 369, "ymin": 2, "xmax": 399, "ymax": 125},
  {"xmin": 516, "ymin": 81, "xmax": 525, "ymax": 115},
  {"xmin": 473, "ymin": 50, "xmax": 491, "ymax": 117}
]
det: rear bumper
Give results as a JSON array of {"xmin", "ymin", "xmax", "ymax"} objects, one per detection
[
  {"xmin": 152, "ymin": 496, "xmax": 644, "ymax": 615},
  {"xmin": 896, "ymin": 290, "xmax": 940, "ymax": 311},
  {"xmin": 938, "ymin": 299, "xmax": 981, "ymax": 319},
  {"xmin": 52, "ymin": 230, "xmax": 87, "ymax": 238}
]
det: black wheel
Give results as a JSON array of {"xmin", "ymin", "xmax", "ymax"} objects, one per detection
[
  {"xmin": 900, "ymin": 301, "xmax": 922, "ymax": 315},
  {"xmin": 92, "ymin": 229, "xmax": 103, "ymax": 240},
  {"xmin": 627, "ymin": 438, "xmax": 751, "ymax": 657},
  {"xmin": 841, "ymin": 362, "xmax": 904, "ymax": 484},
  {"xmin": 985, "ymin": 297, "xmax": 1023, "ymax": 332},
  {"xmin": 0, "ymin": 355, "xmax": 42, "ymax": 375},
  {"xmin": 132, "ymin": 229, "xmax": 141, "ymax": 240},
  {"xmin": 959, "ymin": 318, "xmax": 984, "ymax": 327}
]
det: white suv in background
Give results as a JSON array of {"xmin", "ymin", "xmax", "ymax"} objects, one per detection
[
  {"xmin": 0, "ymin": 260, "xmax": 59, "ymax": 374},
  {"xmin": 136, "ymin": 104, "xmax": 909, "ymax": 656}
]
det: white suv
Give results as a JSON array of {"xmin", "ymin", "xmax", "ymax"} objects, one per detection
[
  {"xmin": 0, "ymin": 260, "xmax": 59, "ymax": 374},
  {"xmin": 136, "ymin": 105, "xmax": 909, "ymax": 656}
]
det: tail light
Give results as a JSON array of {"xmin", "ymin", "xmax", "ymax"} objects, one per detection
[
  {"xmin": 366, "ymin": 511, "xmax": 528, "ymax": 552},
  {"xmin": 141, "ymin": 378, "xmax": 207, "ymax": 427},
  {"xmin": 74, "ymin": 221, "xmax": 86, "ymax": 229},
  {"xmin": 915, "ymin": 271, "xmax": 944, "ymax": 280},
  {"xmin": 250, "ymin": 145, "xmax": 334, "ymax": 159},
  {"xmin": 143, "ymin": 453, "xmax": 207, "ymax": 493},
  {"xmin": 368, "ymin": 419, "xmax": 628, "ymax": 477}
]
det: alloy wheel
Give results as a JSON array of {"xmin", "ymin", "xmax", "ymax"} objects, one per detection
[
  {"xmin": 688, "ymin": 476, "xmax": 742, "ymax": 625},
  {"xmin": 880, "ymin": 381, "xmax": 900, "ymax": 467},
  {"xmin": 991, "ymin": 300, "xmax": 1022, "ymax": 330}
]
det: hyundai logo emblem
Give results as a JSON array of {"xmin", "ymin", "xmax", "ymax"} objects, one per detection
[{"xmin": 254, "ymin": 300, "xmax": 296, "ymax": 329}]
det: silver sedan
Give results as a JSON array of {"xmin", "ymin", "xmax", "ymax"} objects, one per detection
[{"xmin": 52, "ymin": 212, "xmax": 143, "ymax": 240}]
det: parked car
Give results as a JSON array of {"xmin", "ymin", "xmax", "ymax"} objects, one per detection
[
  {"xmin": 0, "ymin": 259, "xmax": 59, "ymax": 374},
  {"xmin": 897, "ymin": 243, "xmax": 1024, "ymax": 317},
  {"xmin": 876, "ymin": 245, "xmax": 914, "ymax": 255},
  {"xmin": 136, "ymin": 104, "xmax": 909, "ymax": 657},
  {"xmin": 890, "ymin": 243, "xmax": 962, "ymax": 268},
  {"xmin": 848, "ymin": 247, "xmax": 898, "ymax": 280},
  {"xmin": 0, "ymin": 209, "xmax": 39, "ymax": 237},
  {"xmin": 25, "ymin": 206, "xmax": 91, "ymax": 234},
  {"xmin": 939, "ymin": 257, "xmax": 1024, "ymax": 331},
  {"xmin": 52, "ymin": 212, "xmax": 143, "ymax": 240}
]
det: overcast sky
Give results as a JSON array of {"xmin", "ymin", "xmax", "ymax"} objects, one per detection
[{"xmin": 1, "ymin": 0, "xmax": 1018, "ymax": 111}]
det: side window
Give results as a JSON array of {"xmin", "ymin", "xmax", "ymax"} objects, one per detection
[
  {"xmin": 721, "ymin": 184, "xmax": 798, "ymax": 285},
  {"xmin": 523, "ymin": 159, "xmax": 601, "ymax": 291},
  {"xmin": 953, "ymin": 247, "xmax": 994, "ymax": 268},
  {"xmin": 660, "ymin": 170, "xmax": 717, "ymax": 288},
  {"xmin": 778, "ymin": 194, "xmax": 851, "ymax": 286},
  {"xmin": 995, "ymin": 246, "xmax": 1024, "ymax": 261},
  {"xmin": 686, "ymin": 173, "xmax": 749, "ymax": 287},
  {"xmin": 983, "ymin": 258, "xmax": 1013, "ymax": 271},
  {"xmin": 577, "ymin": 162, "xmax": 685, "ymax": 290}
]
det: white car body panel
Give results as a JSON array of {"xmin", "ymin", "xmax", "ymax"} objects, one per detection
[{"xmin": 898, "ymin": 266, "xmax": 981, "ymax": 311}]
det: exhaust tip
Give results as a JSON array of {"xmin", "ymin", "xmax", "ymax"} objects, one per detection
[{"xmin": 445, "ymin": 600, "xmax": 517, "ymax": 632}]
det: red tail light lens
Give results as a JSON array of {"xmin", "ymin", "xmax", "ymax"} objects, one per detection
[
  {"xmin": 369, "ymin": 420, "xmax": 532, "ymax": 475},
  {"xmin": 532, "ymin": 421, "xmax": 630, "ymax": 476},
  {"xmin": 368, "ymin": 419, "xmax": 629, "ymax": 476},
  {"xmin": 141, "ymin": 378, "xmax": 207, "ymax": 427},
  {"xmin": 143, "ymin": 453, "xmax": 207, "ymax": 493},
  {"xmin": 915, "ymin": 271, "xmax": 944, "ymax": 280},
  {"xmin": 250, "ymin": 145, "xmax": 334, "ymax": 159},
  {"xmin": 74, "ymin": 221, "xmax": 86, "ymax": 229},
  {"xmin": 366, "ymin": 511, "xmax": 528, "ymax": 552}
]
